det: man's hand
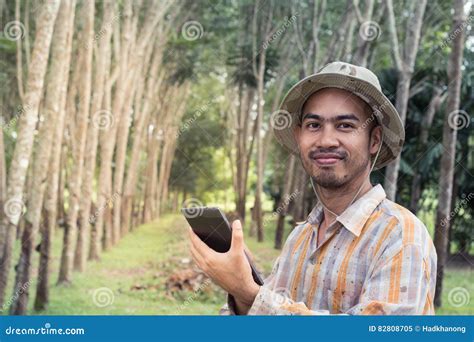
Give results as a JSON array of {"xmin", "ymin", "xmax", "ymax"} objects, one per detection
[{"xmin": 188, "ymin": 220, "xmax": 260, "ymax": 313}]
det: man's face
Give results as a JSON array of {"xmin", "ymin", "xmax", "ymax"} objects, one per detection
[{"xmin": 294, "ymin": 88, "xmax": 382, "ymax": 189}]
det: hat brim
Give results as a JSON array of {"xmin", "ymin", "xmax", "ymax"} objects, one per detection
[{"xmin": 272, "ymin": 73, "xmax": 405, "ymax": 170}]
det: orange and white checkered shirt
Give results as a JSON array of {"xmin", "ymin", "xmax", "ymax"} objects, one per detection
[{"xmin": 221, "ymin": 184, "xmax": 437, "ymax": 315}]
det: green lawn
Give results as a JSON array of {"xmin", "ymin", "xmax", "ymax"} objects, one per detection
[{"xmin": 2, "ymin": 213, "xmax": 472, "ymax": 315}]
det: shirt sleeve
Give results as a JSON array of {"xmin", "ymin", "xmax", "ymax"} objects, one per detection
[{"xmin": 219, "ymin": 256, "xmax": 284, "ymax": 315}]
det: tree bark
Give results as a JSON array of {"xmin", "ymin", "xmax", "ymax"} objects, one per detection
[
  {"xmin": 352, "ymin": 0, "xmax": 377, "ymax": 67},
  {"xmin": 383, "ymin": 0, "xmax": 427, "ymax": 200},
  {"xmin": 122, "ymin": 60, "xmax": 165, "ymax": 232},
  {"xmin": 94, "ymin": 0, "xmax": 133, "ymax": 253},
  {"xmin": 74, "ymin": 0, "xmax": 114, "ymax": 272},
  {"xmin": 10, "ymin": 0, "xmax": 74, "ymax": 314},
  {"xmin": 0, "ymin": 0, "xmax": 59, "ymax": 310},
  {"xmin": 274, "ymin": 155, "xmax": 296, "ymax": 249},
  {"xmin": 58, "ymin": 0, "xmax": 94, "ymax": 285},
  {"xmin": 433, "ymin": 0, "xmax": 465, "ymax": 307},
  {"xmin": 0, "ymin": 125, "xmax": 6, "ymax": 209}
]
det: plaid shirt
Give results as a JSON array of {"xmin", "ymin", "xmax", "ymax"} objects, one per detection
[{"xmin": 220, "ymin": 184, "xmax": 437, "ymax": 315}]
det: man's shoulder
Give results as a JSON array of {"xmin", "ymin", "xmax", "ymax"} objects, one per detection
[{"xmin": 377, "ymin": 198, "xmax": 433, "ymax": 248}]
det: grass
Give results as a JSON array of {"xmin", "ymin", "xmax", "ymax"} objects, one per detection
[{"xmin": 2, "ymin": 213, "xmax": 472, "ymax": 315}]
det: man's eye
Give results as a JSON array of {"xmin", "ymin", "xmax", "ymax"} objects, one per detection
[
  {"xmin": 306, "ymin": 122, "xmax": 320, "ymax": 129},
  {"xmin": 338, "ymin": 123, "xmax": 355, "ymax": 129}
]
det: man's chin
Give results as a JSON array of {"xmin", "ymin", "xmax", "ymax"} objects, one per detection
[{"xmin": 311, "ymin": 172, "xmax": 347, "ymax": 189}]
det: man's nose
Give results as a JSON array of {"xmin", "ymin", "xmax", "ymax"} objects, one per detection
[{"xmin": 317, "ymin": 126, "xmax": 339, "ymax": 148}]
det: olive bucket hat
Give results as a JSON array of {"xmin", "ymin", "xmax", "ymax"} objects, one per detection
[{"xmin": 271, "ymin": 61, "xmax": 405, "ymax": 169}]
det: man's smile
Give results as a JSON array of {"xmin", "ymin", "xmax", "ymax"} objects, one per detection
[{"xmin": 309, "ymin": 151, "xmax": 347, "ymax": 167}]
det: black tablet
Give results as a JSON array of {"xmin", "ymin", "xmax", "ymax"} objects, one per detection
[{"xmin": 181, "ymin": 206, "xmax": 264, "ymax": 285}]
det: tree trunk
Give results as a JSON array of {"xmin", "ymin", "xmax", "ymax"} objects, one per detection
[
  {"xmin": 74, "ymin": 0, "xmax": 114, "ymax": 272},
  {"xmin": 0, "ymin": 0, "xmax": 59, "ymax": 310},
  {"xmin": 155, "ymin": 85, "xmax": 190, "ymax": 217},
  {"xmin": 58, "ymin": 0, "xmax": 94, "ymax": 285},
  {"xmin": 94, "ymin": 0, "xmax": 133, "ymax": 253},
  {"xmin": 290, "ymin": 161, "xmax": 308, "ymax": 222},
  {"xmin": 112, "ymin": 73, "xmax": 139, "ymax": 244},
  {"xmin": 409, "ymin": 87, "xmax": 444, "ymax": 213},
  {"xmin": 254, "ymin": 56, "xmax": 265, "ymax": 242},
  {"xmin": 143, "ymin": 124, "xmax": 162, "ymax": 222},
  {"xmin": 352, "ymin": 0, "xmax": 375, "ymax": 67},
  {"xmin": 275, "ymin": 155, "xmax": 296, "ymax": 249},
  {"xmin": 111, "ymin": 40, "xmax": 150, "ymax": 241},
  {"xmin": 0, "ymin": 124, "xmax": 6, "ymax": 209},
  {"xmin": 234, "ymin": 86, "xmax": 255, "ymax": 223},
  {"xmin": 10, "ymin": 0, "xmax": 74, "ymax": 314},
  {"xmin": 383, "ymin": 0, "xmax": 427, "ymax": 200},
  {"xmin": 121, "ymin": 53, "xmax": 163, "ymax": 234},
  {"xmin": 433, "ymin": 0, "xmax": 465, "ymax": 307}
]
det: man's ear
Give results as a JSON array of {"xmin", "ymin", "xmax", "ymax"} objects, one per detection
[{"xmin": 369, "ymin": 126, "xmax": 382, "ymax": 155}]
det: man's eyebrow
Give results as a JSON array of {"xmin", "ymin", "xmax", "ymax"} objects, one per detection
[{"xmin": 301, "ymin": 113, "xmax": 361, "ymax": 122}]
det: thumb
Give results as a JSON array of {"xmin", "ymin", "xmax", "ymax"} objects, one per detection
[{"xmin": 230, "ymin": 220, "xmax": 244, "ymax": 252}]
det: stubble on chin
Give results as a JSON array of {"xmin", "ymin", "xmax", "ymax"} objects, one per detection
[{"xmin": 301, "ymin": 153, "xmax": 369, "ymax": 190}]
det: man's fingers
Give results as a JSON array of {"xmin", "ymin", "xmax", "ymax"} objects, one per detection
[
  {"xmin": 230, "ymin": 220, "xmax": 244, "ymax": 253},
  {"xmin": 190, "ymin": 243, "xmax": 205, "ymax": 268},
  {"xmin": 188, "ymin": 226, "xmax": 218, "ymax": 260},
  {"xmin": 188, "ymin": 227, "xmax": 206, "ymax": 260}
]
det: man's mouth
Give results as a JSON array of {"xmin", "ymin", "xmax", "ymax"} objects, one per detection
[{"xmin": 310, "ymin": 152, "xmax": 345, "ymax": 166}]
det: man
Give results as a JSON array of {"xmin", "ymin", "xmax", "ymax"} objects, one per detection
[{"xmin": 188, "ymin": 61, "xmax": 437, "ymax": 315}]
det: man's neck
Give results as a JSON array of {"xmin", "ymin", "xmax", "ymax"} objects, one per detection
[{"xmin": 317, "ymin": 175, "xmax": 373, "ymax": 226}]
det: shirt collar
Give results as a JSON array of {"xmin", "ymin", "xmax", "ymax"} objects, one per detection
[{"xmin": 306, "ymin": 184, "xmax": 386, "ymax": 237}]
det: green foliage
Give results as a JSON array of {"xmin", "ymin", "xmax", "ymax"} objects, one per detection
[{"xmin": 169, "ymin": 77, "xmax": 226, "ymax": 194}]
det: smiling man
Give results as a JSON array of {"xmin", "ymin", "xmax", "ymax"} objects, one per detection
[{"xmin": 189, "ymin": 61, "xmax": 437, "ymax": 315}]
